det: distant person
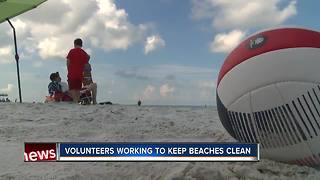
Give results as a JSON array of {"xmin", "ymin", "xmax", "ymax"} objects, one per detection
[
  {"xmin": 138, "ymin": 100, "xmax": 142, "ymax": 106},
  {"xmin": 66, "ymin": 38, "xmax": 90, "ymax": 103}
]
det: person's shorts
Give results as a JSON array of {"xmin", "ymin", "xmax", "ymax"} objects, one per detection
[{"xmin": 68, "ymin": 78, "xmax": 82, "ymax": 90}]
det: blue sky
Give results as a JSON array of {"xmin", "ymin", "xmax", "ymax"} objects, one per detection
[{"xmin": 0, "ymin": 0, "xmax": 319, "ymax": 105}]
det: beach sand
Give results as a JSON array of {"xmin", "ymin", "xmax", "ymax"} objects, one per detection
[{"xmin": 0, "ymin": 103, "xmax": 319, "ymax": 180}]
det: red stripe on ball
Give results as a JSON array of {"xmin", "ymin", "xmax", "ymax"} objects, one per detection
[{"xmin": 218, "ymin": 28, "xmax": 320, "ymax": 85}]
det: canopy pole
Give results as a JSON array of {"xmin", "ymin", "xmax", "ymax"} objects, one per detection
[{"xmin": 7, "ymin": 19, "xmax": 22, "ymax": 103}]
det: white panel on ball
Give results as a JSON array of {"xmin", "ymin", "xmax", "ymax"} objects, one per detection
[
  {"xmin": 218, "ymin": 48, "xmax": 320, "ymax": 108},
  {"xmin": 228, "ymin": 94, "xmax": 251, "ymax": 113},
  {"xmin": 250, "ymin": 84, "xmax": 283, "ymax": 112}
]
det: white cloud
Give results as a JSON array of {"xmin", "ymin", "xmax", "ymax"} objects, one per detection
[
  {"xmin": 198, "ymin": 80, "xmax": 216, "ymax": 98},
  {"xmin": 80, "ymin": 0, "xmax": 150, "ymax": 52},
  {"xmin": 144, "ymin": 35, "xmax": 166, "ymax": 54},
  {"xmin": 142, "ymin": 85, "xmax": 156, "ymax": 100},
  {"xmin": 210, "ymin": 30, "xmax": 246, "ymax": 53},
  {"xmin": 199, "ymin": 81, "xmax": 216, "ymax": 89},
  {"xmin": 37, "ymin": 37, "xmax": 72, "ymax": 59},
  {"xmin": 11, "ymin": 19, "xmax": 27, "ymax": 32},
  {"xmin": 191, "ymin": 0, "xmax": 297, "ymax": 29},
  {"xmin": 0, "ymin": 0, "xmax": 154, "ymax": 59},
  {"xmin": 160, "ymin": 84, "xmax": 175, "ymax": 97},
  {"xmin": 113, "ymin": 64, "xmax": 217, "ymax": 104},
  {"xmin": 0, "ymin": 84, "xmax": 14, "ymax": 93},
  {"xmin": 0, "ymin": 46, "xmax": 13, "ymax": 64},
  {"xmin": 192, "ymin": 0, "xmax": 297, "ymax": 54}
]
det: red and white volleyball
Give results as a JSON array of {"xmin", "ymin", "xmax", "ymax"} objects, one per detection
[{"xmin": 217, "ymin": 28, "xmax": 320, "ymax": 166}]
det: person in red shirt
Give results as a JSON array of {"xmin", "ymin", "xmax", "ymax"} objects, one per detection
[{"xmin": 66, "ymin": 38, "xmax": 90, "ymax": 103}]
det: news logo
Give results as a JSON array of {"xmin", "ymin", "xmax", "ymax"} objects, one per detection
[{"xmin": 24, "ymin": 143, "xmax": 57, "ymax": 162}]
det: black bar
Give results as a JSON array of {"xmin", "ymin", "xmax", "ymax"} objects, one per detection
[{"xmin": 7, "ymin": 19, "xmax": 22, "ymax": 103}]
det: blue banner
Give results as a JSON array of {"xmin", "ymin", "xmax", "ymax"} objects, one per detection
[{"xmin": 58, "ymin": 143, "xmax": 259, "ymax": 161}]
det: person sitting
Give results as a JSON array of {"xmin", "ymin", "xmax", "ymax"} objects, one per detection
[
  {"xmin": 47, "ymin": 72, "xmax": 72, "ymax": 102},
  {"xmin": 81, "ymin": 63, "xmax": 97, "ymax": 104},
  {"xmin": 48, "ymin": 72, "xmax": 62, "ymax": 97}
]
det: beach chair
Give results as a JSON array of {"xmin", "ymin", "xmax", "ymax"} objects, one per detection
[
  {"xmin": 79, "ymin": 63, "xmax": 95, "ymax": 105},
  {"xmin": 80, "ymin": 63, "xmax": 93, "ymax": 105},
  {"xmin": 80, "ymin": 89, "xmax": 92, "ymax": 105}
]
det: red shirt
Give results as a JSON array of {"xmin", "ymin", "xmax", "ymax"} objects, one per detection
[{"xmin": 66, "ymin": 48, "xmax": 89, "ymax": 80}]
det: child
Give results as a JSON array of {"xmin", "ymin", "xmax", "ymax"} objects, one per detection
[
  {"xmin": 47, "ymin": 72, "xmax": 72, "ymax": 102},
  {"xmin": 48, "ymin": 72, "xmax": 62, "ymax": 97}
]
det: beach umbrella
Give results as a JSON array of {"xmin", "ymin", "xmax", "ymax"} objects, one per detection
[{"xmin": 0, "ymin": 0, "xmax": 47, "ymax": 103}]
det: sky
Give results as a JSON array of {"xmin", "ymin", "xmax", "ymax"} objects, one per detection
[{"xmin": 0, "ymin": 0, "xmax": 319, "ymax": 105}]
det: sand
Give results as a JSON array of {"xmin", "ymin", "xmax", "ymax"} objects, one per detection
[{"xmin": 0, "ymin": 103, "xmax": 320, "ymax": 180}]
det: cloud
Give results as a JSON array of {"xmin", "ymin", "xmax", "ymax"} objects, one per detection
[
  {"xmin": 114, "ymin": 64, "xmax": 216, "ymax": 104},
  {"xmin": 160, "ymin": 84, "xmax": 175, "ymax": 97},
  {"xmin": 191, "ymin": 0, "xmax": 297, "ymax": 54},
  {"xmin": 102, "ymin": 64, "xmax": 217, "ymax": 105},
  {"xmin": 191, "ymin": 0, "xmax": 297, "ymax": 29},
  {"xmin": 0, "ymin": 46, "xmax": 13, "ymax": 64},
  {"xmin": 37, "ymin": 37, "xmax": 72, "ymax": 59},
  {"xmin": 0, "ymin": 84, "xmax": 14, "ymax": 93},
  {"xmin": 198, "ymin": 80, "xmax": 216, "ymax": 98},
  {"xmin": 81, "ymin": 0, "xmax": 150, "ymax": 52},
  {"xmin": 210, "ymin": 30, "xmax": 246, "ymax": 53},
  {"xmin": 144, "ymin": 35, "xmax": 166, "ymax": 54},
  {"xmin": 0, "ymin": 0, "xmax": 154, "ymax": 59},
  {"xmin": 139, "ymin": 83, "xmax": 176, "ymax": 101},
  {"xmin": 199, "ymin": 81, "xmax": 216, "ymax": 89},
  {"xmin": 142, "ymin": 85, "xmax": 156, "ymax": 99}
]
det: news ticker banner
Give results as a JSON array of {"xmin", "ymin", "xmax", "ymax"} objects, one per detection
[{"xmin": 24, "ymin": 142, "xmax": 259, "ymax": 162}]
